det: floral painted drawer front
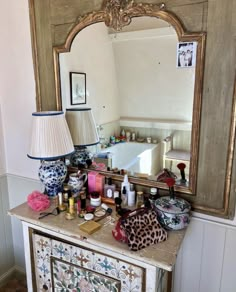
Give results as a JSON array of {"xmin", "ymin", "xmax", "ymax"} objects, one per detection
[
  {"xmin": 51, "ymin": 257, "xmax": 120, "ymax": 291},
  {"xmin": 32, "ymin": 233, "xmax": 145, "ymax": 292}
]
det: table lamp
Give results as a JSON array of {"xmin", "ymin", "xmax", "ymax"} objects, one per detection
[
  {"xmin": 27, "ymin": 111, "xmax": 75, "ymax": 196},
  {"xmin": 66, "ymin": 108, "xmax": 99, "ymax": 167}
]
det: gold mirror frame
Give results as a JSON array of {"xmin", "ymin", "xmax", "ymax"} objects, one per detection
[{"xmin": 53, "ymin": 1, "xmax": 206, "ymax": 195}]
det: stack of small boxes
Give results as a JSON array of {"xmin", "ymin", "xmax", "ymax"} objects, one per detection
[{"xmin": 88, "ymin": 172, "xmax": 105, "ymax": 197}]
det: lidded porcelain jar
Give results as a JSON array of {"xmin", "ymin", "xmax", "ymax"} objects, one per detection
[
  {"xmin": 90, "ymin": 192, "xmax": 101, "ymax": 207},
  {"xmin": 154, "ymin": 196, "xmax": 191, "ymax": 230},
  {"xmin": 38, "ymin": 160, "xmax": 67, "ymax": 196}
]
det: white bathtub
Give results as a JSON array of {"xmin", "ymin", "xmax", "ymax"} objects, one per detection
[{"xmin": 100, "ymin": 142, "xmax": 161, "ymax": 176}]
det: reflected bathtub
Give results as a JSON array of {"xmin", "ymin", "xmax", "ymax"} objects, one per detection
[{"xmin": 100, "ymin": 142, "xmax": 161, "ymax": 176}]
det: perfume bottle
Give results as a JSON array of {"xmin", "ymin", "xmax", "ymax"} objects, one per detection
[
  {"xmin": 104, "ymin": 177, "xmax": 116, "ymax": 198},
  {"xmin": 136, "ymin": 191, "xmax": 144, "ymax": 208},
  {"xmin": 128, "ymin": 183, "xmax": 135, "ymax": 207},
  {"xmin": 121, "ymin": 186, "xmax": 128, "ymax": 206},
  {"xmin": 68, "ymin": 197, "xmax": 75, "ymax": 215},
  {"xmin": 58, "ymin": 192, "xmax": 66, "ymax": 212},
  {"xmin": 149, "ymin": 187, "xmax": 159, "ymax": 205},
  {"xmin": 80, "ymin": 190, "xmax": 86, "ymax": 210}
]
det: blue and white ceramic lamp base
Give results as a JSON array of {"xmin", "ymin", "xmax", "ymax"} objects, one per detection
[{"xmin": 38, "ymin": 160, "xmax": 67, "ymax": 196}]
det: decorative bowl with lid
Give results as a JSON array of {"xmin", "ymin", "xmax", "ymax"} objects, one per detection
[{"xmin": 154, "ymin": 196, "xmax": 191, "ymax": 230}]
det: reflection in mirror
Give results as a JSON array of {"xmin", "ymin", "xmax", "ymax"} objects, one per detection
[{"xmin": 59, "ymin": 17, "xmax": 194, "ymax": 185}]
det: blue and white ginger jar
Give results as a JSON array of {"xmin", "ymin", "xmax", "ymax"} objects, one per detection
[{"xmin": 38, "ymin": 160, "xmax": 67, "ymax": 196}]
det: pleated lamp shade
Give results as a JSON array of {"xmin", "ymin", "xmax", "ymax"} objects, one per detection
[
  {"xmin": 66, "ymin": 108, "xmax": 99, "ymax": 146},
  {"xmin": 28, "ymin": 111, "xmax": 75, "ymax": 160}
]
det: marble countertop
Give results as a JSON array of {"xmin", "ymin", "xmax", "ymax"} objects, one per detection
[{"xmin": 9, "ymin": 202, "xmax": 186, "ymax": 272}]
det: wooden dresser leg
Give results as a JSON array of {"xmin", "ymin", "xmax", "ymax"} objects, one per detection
[{"xmin": 167, "ymin": 271, "xmax": 172, "ymax": 292}]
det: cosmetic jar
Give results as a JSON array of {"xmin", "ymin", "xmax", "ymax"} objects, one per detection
[{"xmin": 90, "ymin": 192, "xmax": 101, "ymax": 207}]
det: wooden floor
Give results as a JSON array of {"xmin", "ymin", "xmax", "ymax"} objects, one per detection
[{"xmin": 0, "ymin": 275, "xmax": 27, "ymax": 292}]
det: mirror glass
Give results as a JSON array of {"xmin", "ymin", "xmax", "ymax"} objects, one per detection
[{"xmin": 59, "ymin": 17, "xmax": 195, "ymax": 184}]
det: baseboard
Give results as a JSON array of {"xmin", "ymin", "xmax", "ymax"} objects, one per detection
[
  {"xmin": 0, "ymin": 265, "xmax": 26, "ymax": 287},
  {"xmin": 14, "ymin": 265, "xmax": 26, "ymax": 276},
  {"xmin": 0, "ymin": 267, "xmax": 15, "ymax": 287}
]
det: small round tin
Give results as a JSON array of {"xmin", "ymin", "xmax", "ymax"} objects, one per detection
[
  {"xmin": 154, "ymin": 196, "xmax": 191, "ymax": 230},
  {"xmin": 84, "ymin": 213, "xmax": 94, "ymax": 221}
]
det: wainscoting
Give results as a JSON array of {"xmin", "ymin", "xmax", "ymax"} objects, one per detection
[
  {"xmin": 0, "ymin": 174, "xmax": 42, "ymax": 285},
  {"xmin": 7, "ymin": 174, "xmax": 42, "ymax": 269},
  {"xmin": 0, "ymin": 266, "xmax": 26, "ymax": 291},
  {"xmin": 174, "ymin": 217, "xmax": 236, "ymax": 292},
  {"xmin": 0, "ymin": 175, "xmax": 14, "ymax": 281},
  {"xmin": 1, "ymin": 174, "xmax": 236, "ymax": 291}
]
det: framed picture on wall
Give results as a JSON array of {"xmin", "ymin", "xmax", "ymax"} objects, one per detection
[
  {"xmin": 176, "ymin": 42, "xmax": 197, "ymax": 68},
  {"xmin": 70, "ymin": 72, "xmax": 86, "ymax": 105}
]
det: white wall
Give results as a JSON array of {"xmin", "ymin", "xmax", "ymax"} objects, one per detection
[
  {"xmin": 0, "ymin": 1, "xmax": 236, "ymax": 292},
  {"xmin": 0, "ymin": 0, "xmax": 38, "ymax": 180},
  {"xmin": 0, "ymin": 106, "xmax": 6, "ymax": 175},
  {"xmin": 112, "ymin": 28, "xmax": 195, "ymax": 121},
  {"xmin": 0, "ymin": 0, "xmax": 39, "ymax": 278},
  {"xmin": 60, "ymin": 23, "xmax": 194, "ymax": 125},
  {"xmin": 60, "ymin": 22, "xmax": 120, "ymax": 126}
]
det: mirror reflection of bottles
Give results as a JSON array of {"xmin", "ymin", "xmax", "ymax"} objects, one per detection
[
  {"xmin": 126, "ymin": 131, "xmax": 131, "ymax": 142},
  {"xmin": 104, "ymin": 177, "xmax": 116, "ymax": 198}
]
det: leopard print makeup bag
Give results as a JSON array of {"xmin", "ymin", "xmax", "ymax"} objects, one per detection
[{"xmin": 121, "ymin": 208, "xmax": 167, "ymax": 251}]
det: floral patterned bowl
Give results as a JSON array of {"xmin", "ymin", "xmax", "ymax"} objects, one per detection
[{"xmin": 154, "ymin": 196, "xmax": 191, "ymax": 230}]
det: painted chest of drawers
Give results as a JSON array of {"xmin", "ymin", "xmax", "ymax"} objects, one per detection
[{"xmin": 9, "ymin": 203, "xmax": 186, "ymax": 292}]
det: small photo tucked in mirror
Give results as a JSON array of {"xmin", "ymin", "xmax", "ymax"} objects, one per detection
[
  {"xmin": 176, "ymin": 42, "xmax": 197, "ymax": 68},
  {"xmin": 70, "ymin": 72, "xmax": 86, "ymax": 105}
]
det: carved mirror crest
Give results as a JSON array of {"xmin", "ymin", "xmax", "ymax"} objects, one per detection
[{"xmin": 53, "ymin": 0, "xmax": 206, "ymax": 195}]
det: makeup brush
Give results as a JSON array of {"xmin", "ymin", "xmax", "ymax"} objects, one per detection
[{"xmin": 177, "ymin": 163, "xmax": 187, "ymax": 183}]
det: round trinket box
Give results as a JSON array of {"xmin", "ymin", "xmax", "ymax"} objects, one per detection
[{"xmin": 154, "ymin": 196, "xmax": 191, "ymax": 230}]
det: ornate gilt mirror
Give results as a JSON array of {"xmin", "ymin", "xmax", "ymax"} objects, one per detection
[{"xmin": 53, "ymin": 0, "xmax": 206, "ymax": 195}]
